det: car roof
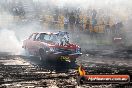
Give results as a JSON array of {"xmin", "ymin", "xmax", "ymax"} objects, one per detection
[{"xmin": 33, "ymin": 31, "xmax": 68, "ymax": 35}]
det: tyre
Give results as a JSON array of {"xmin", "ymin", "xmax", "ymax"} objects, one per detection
[
  {"xmin": 39, "ymin": 48, "xmax": 47, "ymax": 61},
  {"xmin": 70, "ymin": 58, "xmax": 76, "ymax": 64},
  {"xmin": 24, "ymin": 49, "xmax": 30, "ymax": 56}
]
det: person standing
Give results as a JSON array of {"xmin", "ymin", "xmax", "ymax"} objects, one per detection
[
  {"xmin": 69, "ymin": 12, "xmax": 76, "ymax": 31},
  {"xmin": 64, "ymin": 16, "xmax": 69, "ymax": 30},
  {"xmin": 92, "ymin": 18, "xmax": 97, "ymax": 31},
  {"xmin": 75, "ymin": 15, "xmax": 80, "ymax": 28},
  {"xmin": 85, "ymin": 18, "xmax": 90, "ymax": 32}
]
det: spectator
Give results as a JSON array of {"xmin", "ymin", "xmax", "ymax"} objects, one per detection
[
  {"xmin": 85, "ymin": 18, "xmax": 90, "ymax": 31},
  {"xmin": 69, "ymin": 12, "xmax": 76, "ymax": 31},
  {"xmin": 92, "ymin": 9, "xmax": 97, "ymax": 19},
  {"xmin": 75, "ymin": 15, "xmax": 80, "ymax": 28},
  {"xmin": 80, "ymin": 18, "xmax": 84, "ymax": 30},
  {"xmin": 92, "ymin": 18, "xmax": 97, "ymax": 32},
  {"xmin": 64, "ymin": 16, "xmax": 69, "ymax": 30}
]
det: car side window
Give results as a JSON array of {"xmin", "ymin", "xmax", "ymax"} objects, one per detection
[
  {"xmin": 29, "ymin": 33, "xmax": 37, "ymax": 40},
  {"xmin": 35, "ymin": 34, "xmax": 41, "ymax": 41},
  {"xmin": 35, "ymin": 33, "xmax": 48, "ymax": 41},
  {"xmin": 44, "ymin": 34, "xmax": 50, "ymax": 41}
]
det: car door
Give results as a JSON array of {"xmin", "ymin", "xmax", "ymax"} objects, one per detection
[
  {"xmin": 29, "ymin": 33, "xmax": 46, "ymax": 56},
  {"xmin": 33, "ymin": 33, "xmax": 45, "ymax": 55},
  {"xmin": 26, "ymin": 33, "xmax": 39, "ymax": 55}
]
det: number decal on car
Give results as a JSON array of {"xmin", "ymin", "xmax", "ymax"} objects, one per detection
[{"xmin": 60, "ymin": 56, "xmax": 70, "ymax": 61}]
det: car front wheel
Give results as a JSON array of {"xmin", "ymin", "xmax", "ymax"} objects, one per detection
[{"xmin": 39, "ymin": 48, "xmax": 47, "ymax": 61}]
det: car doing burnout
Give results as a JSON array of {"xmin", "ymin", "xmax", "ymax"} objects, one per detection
[{"xmin": 22, "ymin": 31, "xmax": 82, "ymax": 62}]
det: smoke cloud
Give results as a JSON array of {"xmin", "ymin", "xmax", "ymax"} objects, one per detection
[
  {"xmin": 0, "ymin": 29, "xmax": 22, "ymax": 54},
  {"xmin": 0, "ymin": 0, "xmax": 132, "ymax": 54}
]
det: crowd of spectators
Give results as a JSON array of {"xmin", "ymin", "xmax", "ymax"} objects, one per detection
[
  {"xmin": 6, "ymin": 0, "xmax": 123, "ymax": 37},
  {"xmin": 39, "ymin": 7, "xmax": 123, "ymax": 36}
]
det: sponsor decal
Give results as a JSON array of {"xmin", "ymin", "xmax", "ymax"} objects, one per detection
[
  {"xmin": 60, "ymin": 56, "xmax": 70, "ymax": 62},
  {"xmin": 77, "ymin": 65, "xmax": 130, "ymax": 84}
]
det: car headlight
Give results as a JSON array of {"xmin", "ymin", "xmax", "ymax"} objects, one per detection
[
  {"xmin": 76, "ymin": 48, "xmax": 81, "ymax": 53},
  {"xmin": 50, "ymin": 47, "xmax": 55, "ymax": 52}
]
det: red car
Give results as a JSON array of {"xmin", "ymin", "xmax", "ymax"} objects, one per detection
[{"xmin": 22, "ymin": 31, "xmax": 82, "ymax": 63}]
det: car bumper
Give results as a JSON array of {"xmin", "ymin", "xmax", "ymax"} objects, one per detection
[
  {"xmin": 48, "ymin": 52, "xmax": 82, "ymax": 59},
  {"xmin": 54, "ymin": 52, "xmax": 81, "ymax": 56}
]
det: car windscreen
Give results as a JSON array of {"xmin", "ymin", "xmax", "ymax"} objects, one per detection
[
  {"xmin": 36, "ymin": 33, "xmax": 69, "ymax": 45},
  {"xmin": 37, "ymin": 33, "xmax": 57, "ymax": 42}
]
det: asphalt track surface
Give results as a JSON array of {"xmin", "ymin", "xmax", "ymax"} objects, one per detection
[{"xmin": 0, "ymin": 49, "xmax": 132, "ymax": 88}]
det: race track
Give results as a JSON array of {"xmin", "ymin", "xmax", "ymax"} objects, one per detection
[{"xmin": 0, "ymin": 50, "xmax": 132, "ymax": 88}]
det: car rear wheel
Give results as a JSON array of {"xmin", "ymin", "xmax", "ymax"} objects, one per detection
[
  {"xmin": 70, "ymin": 58, "xmax": 76, "ymax": 64},
  {"xmin": 24, "ymin": 49, "xmax": 30, "ymax": 56}
]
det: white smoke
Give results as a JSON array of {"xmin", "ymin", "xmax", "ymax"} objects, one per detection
[
  {"xmin": 0, "ymin": 0, "xmax": 132, "ymax": 55},
  {"xmin": 0, "ymin": 11, "xmax": 22, "ymax": 54},
  {"xmin": 0, "ymin": 29, "xmax": 22, "ymax": 54},
  {"xmin": 0, "ymin": 11, "xmax": 43, "ymax": 54},
  {"xmin": 0, "ymin": 12, "xmax": 13, "ymax": 28}
]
